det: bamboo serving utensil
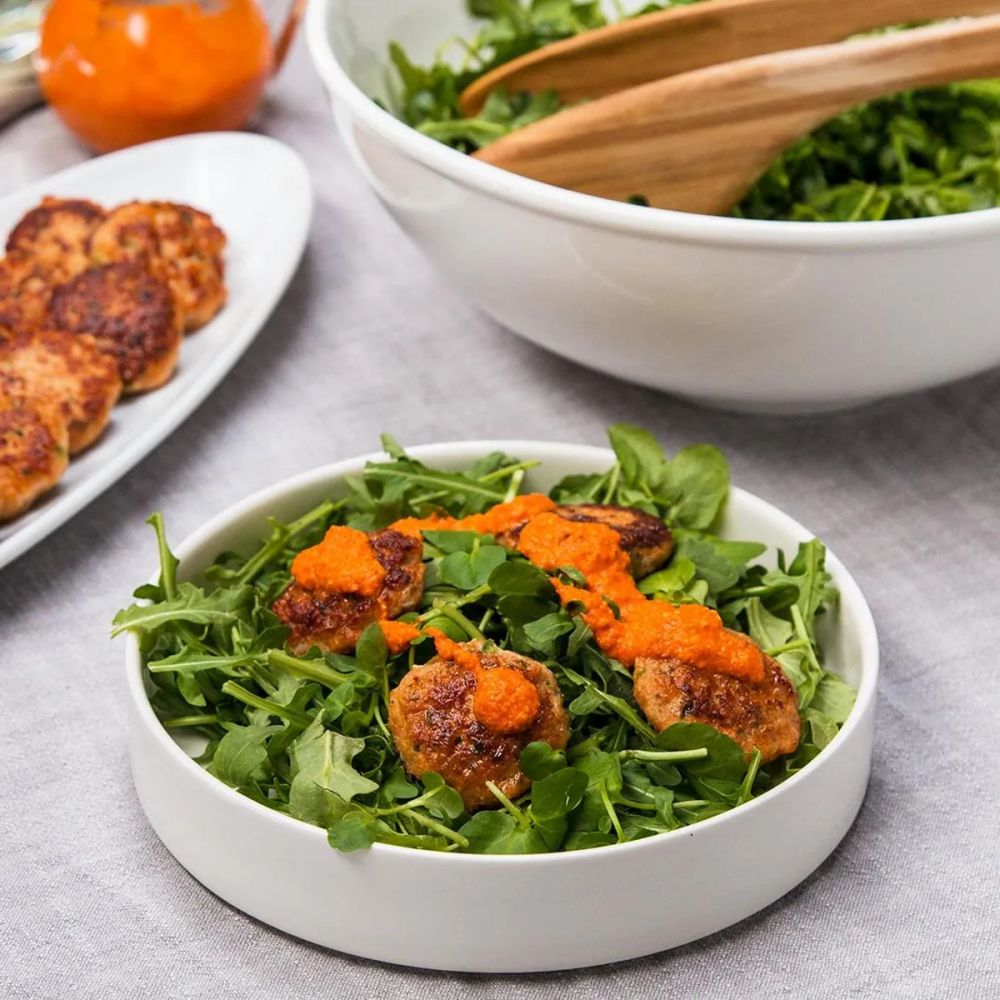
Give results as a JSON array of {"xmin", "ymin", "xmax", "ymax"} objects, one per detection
[
  {"xmin": 459, "ymin": 0, "xmax": 1000, "ymax": 115},
  {"xmin": 473, "ymin": 15, "xmax": 1000, "ymax": 215}
]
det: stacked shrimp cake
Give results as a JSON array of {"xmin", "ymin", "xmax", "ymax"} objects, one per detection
[{"xmin": 0, "ymin": 196, "xmax": 226, "ymax": 521}]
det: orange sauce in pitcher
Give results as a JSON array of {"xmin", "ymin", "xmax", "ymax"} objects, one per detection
[{"xmin": 37, "ymin": 0, "xmax": 273, "ymax": 152}]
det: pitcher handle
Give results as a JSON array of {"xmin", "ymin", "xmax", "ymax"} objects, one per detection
[{"xmin": 271, "ymin": 0, "xmax": 307, "ymax": 74}]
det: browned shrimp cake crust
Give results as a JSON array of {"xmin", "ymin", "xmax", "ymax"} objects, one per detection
[
  {"xmin": 0, "ymin": 252, "xmax": 55, "ymax": 333},
  {"xmin": 6, "ymin": 197, "xmax": 105, "ymax": 278},
  {"xmin": 0, "ymin": 328, "xmax": 122, "ymax": 453},
  {"xmin": 0, "ymin": 372, "xmax": 69, "ymax": 521},
  {"xmin": 46, "ymin": 261, "xmax": 182, "ymax": 393},
  {"xmin": 388, "ymin": 644, "xmax": 570, "ymax": 812},
  {"xmin": 273, "ymin": 529, "xmax": 425, "ymax": 655},
  {"xmin": 91, "ymin": 201, "xmax": 227, "ymax": 331},
  {"xmin": 495, "ymin": 502, "xmax": 673, "ymax": 578},
  {"xmin": 633, "ymin": 653, "xmax": 800, "ymax": 763}
]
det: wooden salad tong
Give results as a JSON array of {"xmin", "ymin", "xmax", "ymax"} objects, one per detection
[{"xmin": 465, "ymin": 2, "xmax": 1000, "ymax": 214}]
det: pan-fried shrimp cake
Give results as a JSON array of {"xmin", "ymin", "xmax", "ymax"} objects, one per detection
[
  {"xmin": 555, "ymin": 503, "xmax": 673, "ymax": 577},
  {"xmin": 273, "ymin": 527, "xmax": 425, "ymax": 654},
  {"xmin": 0, "ymin": 193, "xmax": 231, "ymax": 523},
  {"xmin": 0, "ymin": 329, "xmax": 122, "ymax": 453},
  {"xmin": 46, "ymin": 261, "xmax": 182, "ymax": 393},
  {"xmin": 633, "ymin": 654, "xmax": 800, "ymax": 763},
  {"xmin": 0, "ymin": 253, "xmax": 54, "ymax": 333},
  {"xmin": 0, "ymin": 373, "xmax": 69, "ymax": 521},
  {"xmin": 494, "ymin": 502, "xmax": 673, "ymax": 578},
  {"xmin": 5, "ymin": 197, "xmax": 105, "ymax": 278},
  {"xmin": 388, "ymin": 640, "xmax": 570, "ymax": 811},
  {"xmin": 91, "ymin": 201, "xmax": 227, "ymax": 331}
]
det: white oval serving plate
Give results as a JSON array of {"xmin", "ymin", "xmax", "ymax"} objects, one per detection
[
  {"xmin": 125, "ymin": 441, "xmax": 878, "ymax": 973},
  {"xmin": 0, "ymin": 132, "xmax": 313, "ymax": 570}
]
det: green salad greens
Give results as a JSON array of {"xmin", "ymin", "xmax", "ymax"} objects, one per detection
[
  {"xmin": 389, "ymin": 0, "xmax": 1000, "ymax": 220},
  {"xmin": 113, "ymin": 424, "xmax": 855, "ymax": 855}
]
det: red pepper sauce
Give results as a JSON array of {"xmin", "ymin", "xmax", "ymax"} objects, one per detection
[
  {"xmin": 391, "ymin": 493, "xmax": 557, "ymax": 539},
  {"xmin": 305, "ymin": 494, "xmax": 764, "ymax": 684},
  {"xmin": 377, "ymin": 621, "xmax": 541, "ymax": 735},
  {"xmin": 290, "ymin": 525, "xmax": 385, "ymax": 596},
  {"xmin": 517, "ymin": 512, "xmax": 764, "ymax": 682}
]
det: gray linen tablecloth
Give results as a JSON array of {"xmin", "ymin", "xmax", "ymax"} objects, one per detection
[{"xmin": 1, "ymin": 41, "xmax": 998, "ymax": 1000}]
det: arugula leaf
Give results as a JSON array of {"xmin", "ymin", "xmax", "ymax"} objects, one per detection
[
  {"xmin": 111, "ymin": 582, "xmax": 252, "ymax": 636},
  {"xmin": 209, "ymin": 725, "xmax": 280, "ymax": 788},
  {"xmin": 146, "ymin": 650, "xmax": 259, "ymax": 675},
  {"xmin": 304, "ymin": 727, "xmax": 378, "ymax": 801},
  {"xmin": 560, "ymin": 665, "xmax": 657, "ymax": 742},
  {"xmin": 810, "ymin": 672, "xmax": 857, "ymax": 723},
  {"xmin": 521, "ymin": 611, "xmax": 575, "ymax": 651},
  {"xmin": 176, "ymin": 672, "xmax": 207, "ymax": 708},
  {"xmin": 354, "ymin": 623, "xmax": 388, "ymax": 684},
  {"xmin": 529, "ymin": 767, "xmax": 588, "ymax": 849},
  {"xmin": 147, "ymin": 512, "xmax": 178, "ymax": 600},
  {"xmin": 763, "ymin": 540, "xmax": 838, "ymax": 638},
  {"xmin": 800, "ymin": 708, "xmax": 841, "ymax": 751},
  {"xmin": 746, "ymin": 597, "xmax": 821, "ymax": 707}
]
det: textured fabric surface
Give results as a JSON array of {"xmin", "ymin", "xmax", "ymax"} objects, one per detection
[{"xmin": 1, "ymin": 41, "xmax": 998, "ymax": 1000}]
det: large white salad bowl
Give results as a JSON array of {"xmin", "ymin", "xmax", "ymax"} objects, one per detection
[
  {"xmin": 125, "ymin": 441, "xmax": 878, "ymax": 972},
  {"xmin": 306, "ymin": 0, "xmax": 1000, "ymax": 412}
]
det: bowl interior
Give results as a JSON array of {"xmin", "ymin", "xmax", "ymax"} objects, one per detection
[
  {"xmin": 327, "ymin": 0, "xmax": 651, "ymax": 113},
  {"xmin": 139, "ymin": 442, "xmax": 874, "ymax": 767}
]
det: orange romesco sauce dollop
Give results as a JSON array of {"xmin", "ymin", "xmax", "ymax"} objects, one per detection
[
  {"xmin": 391, "ymin": 494, "xmax": 557, "ymax": 539},
  {"xmin": 434, "ymin": 634, "xmax": 541, "ymax": 735},
  {"xmin": 290, "ymin": 525, "xmax": 385, "ymax": 596},
  {"xmin": 518, "ymin": 512, "xmax": 765, "ymax": 682},
  {"xmin": 375, "ymin": 623, "xmax": 543, "ymax": 733},
  {"xmin": 380, "ymin": 619, "xmax": 421, "ymax": 656}
]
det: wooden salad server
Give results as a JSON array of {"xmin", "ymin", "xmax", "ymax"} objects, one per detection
[
  {"xmin": 473, "ymin": 15, "xmax": 1000, "ymax": 215},
  {"xmin": 459, "ymin": 0, "xmax": 1000, "ymax": 115}
]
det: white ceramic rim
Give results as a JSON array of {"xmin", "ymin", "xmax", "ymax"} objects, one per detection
[
  {"xmin": 124, "ymin": 440, "xmax": 880, "ymax": 867},
  {"xmin": 305, "ymin": 0, "xmax": 1000, "ymax": 250}
]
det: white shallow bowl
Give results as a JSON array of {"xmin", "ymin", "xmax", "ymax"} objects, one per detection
[
  {"xmin": 126, "ymin": 442, "xmax": 878, "ymax": 972},
  {"xmin": 306, "ymin": 0, "xmax": 1000, "ymax": 413}
]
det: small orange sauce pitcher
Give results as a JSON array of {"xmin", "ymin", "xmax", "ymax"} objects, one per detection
[{"xmin": 36, "ymin": 0, "xmax": 304, "ymax": 152}]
